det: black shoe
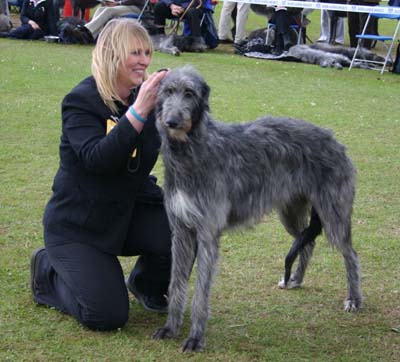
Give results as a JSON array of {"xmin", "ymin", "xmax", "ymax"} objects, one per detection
[
  {"xmin": 63, "ymin": 24, "xmax": 94, "ymax": 45},
  {"xmin": 76, "ymin": 25, "xmax": 94, "ymax": 44},
  {"xmin": 0, "ymin": 32, "xmax": 10, "ymax": 38},
  {"xmin": 219, "ymin": 38, "xmax": 233, "ymax": 44},
  {"xmin": 30, "ymin": 247, "xmax": 46, "ymax": 303},
  {"xmin": 234, "ymin": 38, "xmax": 248, "ymax": 47},
  {"xmin": 126, "ymin": 280, "xmax": 168, "ymax": 313}
]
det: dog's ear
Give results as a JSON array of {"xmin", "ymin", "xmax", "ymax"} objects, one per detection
[{"xmin": 201, "ymin": 80, "xmax": 210, "ymax": 109}]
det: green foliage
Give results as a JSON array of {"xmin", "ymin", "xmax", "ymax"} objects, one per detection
[{"xmin": 0, "ymin": 10, "xmax": 399, "ymax": 361}]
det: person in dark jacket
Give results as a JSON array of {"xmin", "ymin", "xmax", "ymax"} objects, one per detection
[
  {"xmin": 5, "ymin": 0, "xmax": 57, "ymax": 39},
  {"xmin": 153, "ymin": 0, "xmax": 205, "ymax": 41},
  {"xmin": 30, "ymin": 18, "xmax": 172, "ymax": 331}
]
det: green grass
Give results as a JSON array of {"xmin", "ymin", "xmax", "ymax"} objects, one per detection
[{"xmin": 1, "ymin": 9, "xmax": 400, "ymax": 362}]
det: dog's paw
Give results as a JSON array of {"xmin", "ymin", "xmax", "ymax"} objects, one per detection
[
  {"xmin": 182, "ymin": 337, "xmax": 205, "ymax": 353},
  {"xmin": 152, "ymin": 326, "xmax": 175, "ymax": 340},
  {"xmin": 344, "ymin": 298, "xmax": 362, "ymax": 312},
  {"xmin": 278, "ymin": 277, "xmax": 302, "ymax": 289},
  {"xmin": 278, "ymin": 278, "xmax": 286, "ymax": 289},
  {"xmin": 171, "ymin": 47, "xmax": 181, "ymax": 56}
]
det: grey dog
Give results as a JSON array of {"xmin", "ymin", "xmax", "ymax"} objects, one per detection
[{"xmin": 152, "ymin": 66, "xmax": 362, "ymax": 352}]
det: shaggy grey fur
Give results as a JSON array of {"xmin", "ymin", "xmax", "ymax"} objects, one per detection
[
  {"xmin": 291, "ymin": 43, "xmax": 387, "ymax": 69},
  {"xmin": 151, "ymin": 33, "xmax": 207, "ymax": 56},
  {"xmin": 152, "ymin": 66, "xmax": 363, "ymax": 352},
  {"xmin": 0, "ymin": 0, "xmax": 12, "ymax": 32},
  {"xmin": 243, "ymin": 26, "xmax": 387, "ymax": 69}
]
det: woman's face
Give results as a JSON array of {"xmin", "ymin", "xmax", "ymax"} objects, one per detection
[{"xmin": 117, "ymin": 43, "xmax": 152, "ymax": 90}]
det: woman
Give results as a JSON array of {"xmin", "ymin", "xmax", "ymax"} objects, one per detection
[
  {"xmin": 7, "ymin": 0, "xmax": 58, "ymax": 40},
  {"xmin": 31, "ymin": 18, "xmax": 171, "ymax": 331}
]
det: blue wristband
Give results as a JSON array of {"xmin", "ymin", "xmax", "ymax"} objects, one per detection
[{"xmin": 129, "ymin": 106, "xmax": 146, "ymax": 123}]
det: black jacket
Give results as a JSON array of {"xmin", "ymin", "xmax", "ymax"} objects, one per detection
[
  {"xmin": 43, "ymin": 76, "xmax": 162, "ymax": 254},
  {"xmin": 20, "ymin": 0, "xmax": 57, "ymax": 35}
]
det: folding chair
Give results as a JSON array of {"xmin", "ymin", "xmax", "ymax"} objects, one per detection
[{"xmin": 349, "ymin": 8, "xmax": 400, "ymax": 74}]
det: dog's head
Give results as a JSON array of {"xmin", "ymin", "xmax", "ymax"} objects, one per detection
[{"xmin": 156, "ymin": 66, "xmax": 210, "ymax": 142}]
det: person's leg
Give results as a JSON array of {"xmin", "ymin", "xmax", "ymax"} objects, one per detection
[
  {"xmin": 217, "ymin": 1, "xmax": 236, "ymax": 41},
  {"xmin": 273, "ymin": 10, "xmax": 294, "ymax": 51},
  {"xmin": 29, "ymin": 28, "xmax": 45, "ymax": 40},
  {"xmin": 153, "ymin": 2, "xmax": 173, "ymax": 34},
  {"xmin": 8, "ymin": 23, "xmax": 33, "ymax": 39},
  {"xmin": 32, "ymin": 239, "xmax": 129, "ymax": 330},
  {"xmin": 359, "ymin": 11, "xmax": 376, "ymax": 49},
  {"xmin": 183, "ymin": 7, "xmax": 203, "ymax": 37},
  {"xmin": 318, "ymin": 10, "xmax": 329, "ymax": 42},
  {"xmin": 348, "ymin": 10, "xmax": 360, "ymax": 48},
  {"xmin": 85, "ymin": 5, "xmax": 141, "ymax": 39},
  {"xmin": 122, "ymin": 200, "xmax": 172, "ymax": 309},
  {"xmin": 335, "ymin": 16, "xmax": 345, "ymax": 44},
  {"xmin": 233, "ymin": 3, "xmax": 250, "ymax": 44}
]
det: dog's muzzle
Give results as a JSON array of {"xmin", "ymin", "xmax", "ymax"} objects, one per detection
[{"xmin": 165, "ymin": 119, "xmax": 179, "ymax": 129}]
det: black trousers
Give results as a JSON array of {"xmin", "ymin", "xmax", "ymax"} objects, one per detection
[
  {"xmin": 9, "ymin": 23, "xmax": 46, "ymax": 40},
  {"xmin": 348, "ymin": 1, "xmax": 378, "ymax": 49},
  {"xmin": 153, "ymin": 2, "xmax": 202, "ymax": 36},
  {"xmin": 37, "ymin": 200, "xmax": 171, "ymax": 331},
  {"xmin": 270, "ymin": 10, "xmax": 299, "ymax": 51},
  {"xmin": 271, "ymin": 10, "xmax": 297, "ymax": 37}
]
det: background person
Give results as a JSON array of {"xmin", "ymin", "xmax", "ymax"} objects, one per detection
[
  {"xmin": 269, "ymin": 6, "xmax": 303, "ymax": 54},
  {"xmin": 218, "ymin": 1, "xmax": 250, "ymax": 46},
  {"xmin": 63, "ymin": 0, "xmax": 145, "ymax": 43},
  {"xmin": 1, "ymin": 0, "xmax": 57, "ymax": 39},
  {"xmin": 153, "ymin": 0, "xmax": 206, "ymax": 47},
  {"xmin": 30, "ymin": 18, "xmax": 172, "ymax": 331},
  {"xmin": 317, "ymin": 9, "xmax": 345, "ymax": 45}
]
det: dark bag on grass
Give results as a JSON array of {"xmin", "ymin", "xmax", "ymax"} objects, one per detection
[
  {"xmin": 392, "ymin": 42, "xmax": 400, "ymax": 74},
  {"xmin": 201, "ymin": 11, "xmax": 219, "ymax": 49}
]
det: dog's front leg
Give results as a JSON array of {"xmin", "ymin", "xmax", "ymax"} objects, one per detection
[
  {"xmin": 182, "ymin": 234, "xmax": 220, "ymax": 352},
  {"xmin": 153, "ymin": 223, "xmax": 197, "ymax": 340}
]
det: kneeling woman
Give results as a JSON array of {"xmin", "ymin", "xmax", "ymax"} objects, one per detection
[{"xmin": 31, "ymin": 19, "xmax": 171, "ymax": 330}]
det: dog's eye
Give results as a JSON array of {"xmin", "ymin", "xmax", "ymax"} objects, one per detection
[{"xmin": 184, "ymin": 91, "xmax": 194, "ymax": 98}]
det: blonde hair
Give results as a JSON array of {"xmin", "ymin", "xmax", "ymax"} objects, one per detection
[{"xmin": 92, "ymin": 18, "xmax": 154, "ymax": 114}]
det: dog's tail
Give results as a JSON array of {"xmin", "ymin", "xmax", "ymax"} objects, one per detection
[{"xmin": 284, "ymin": 207, "xmax": 322, "ymax": 285}]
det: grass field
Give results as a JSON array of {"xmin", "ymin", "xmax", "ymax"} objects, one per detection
[{"xmin": 0, "ymin": 7, "xmax": 400, "ymax": 362}]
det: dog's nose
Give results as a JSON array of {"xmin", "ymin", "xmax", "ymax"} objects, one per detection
[{"xmin": 166, "ymin": 119, "xmax": 178, "ymax": 128}]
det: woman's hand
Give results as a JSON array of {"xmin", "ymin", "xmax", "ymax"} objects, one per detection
[{"xmin": 126, "ymin": 69, "xmax": 169, "ymax": 131}]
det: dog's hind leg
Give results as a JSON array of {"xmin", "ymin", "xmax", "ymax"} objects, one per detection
[
  {"xmin": 325, "ymin": 216, "xmax": 362, "ymax": 311},
  {"xmin": 278, "ymin": 202, "xmax": 318, "ymax": 289},
  {"xmin": 315, "ymin": 181, "xmax": 362, "ymax": 311},
  {"xmin": 153, "ymin": 223, "xmax": 197, "ymax": 340},
  {"xmin": 182, "ymin": 233, "xmax": 220, "ymax": 352},
  {"xmin": 282, "ymin": 208, "xmax": 322, "ymax": 287}
]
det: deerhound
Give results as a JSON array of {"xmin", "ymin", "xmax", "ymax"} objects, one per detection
[
  {"xmin": 152, "ymin": 66, "xmax": 362, "ymax": 352},
  {"xmin": 151, "ymin": 33, "xmax": 207, "ymax": 56}
]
